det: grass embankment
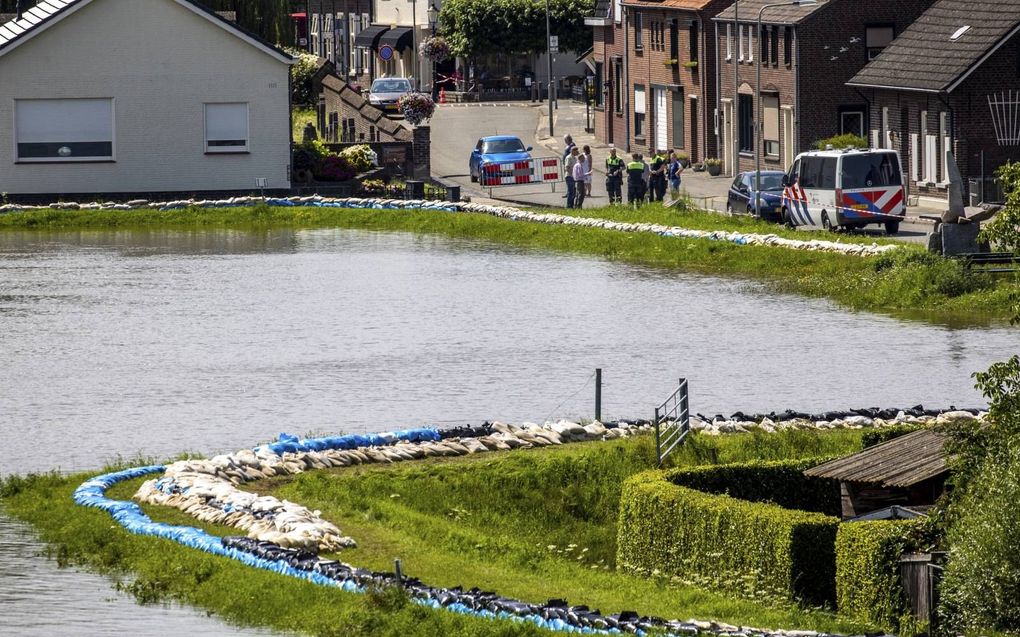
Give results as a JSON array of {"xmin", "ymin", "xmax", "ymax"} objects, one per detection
[
  {"xmin": 2, "ymin": 430, "xmax": 874, "ymax": 636},
  {"xmin": 0, "ymin": 203, "xmax": 1015, "ymax": 323}
]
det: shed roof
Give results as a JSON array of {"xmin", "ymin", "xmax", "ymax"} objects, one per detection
[
  {"xmin": 0, "ymin": 0, "xmax": 294, "ymax": 63},
  {"xmin": 848, "ymin": 0, "xmax": 1020, "ymax": 93},
  {"xmin": 713, "ymin": 0, "xmax": 828, "ymax": 25},
  {"xmin": 803, "ymin": 429, "xmax": 950, "ymax": 488}
]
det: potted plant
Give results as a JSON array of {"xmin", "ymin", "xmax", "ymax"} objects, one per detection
[
  {"xmin": 397, "ymin": 92, "xmax": 436, "ymax": 126},
  {"xmin": 663, "ymin": 58, "xmax": 679, "ymax": 67},
  {"xmin": 675, "ymin": 152, "xmax": 690, "ymax": 168},
  {"xmin": 682, "ymin": 60, "xmax": 698, "ymax": 69},
  {"xmin": 704, "ymin": 157, "xmax": 723, "ymax": 176},
  {"xmin": 419, "ymin": 35, "xmax": 451, "ymax": 62}
]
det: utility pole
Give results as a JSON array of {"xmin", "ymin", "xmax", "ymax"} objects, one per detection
[{"xmin": 545, "ymin": 0, "xmax": 554, "ymax": 137}]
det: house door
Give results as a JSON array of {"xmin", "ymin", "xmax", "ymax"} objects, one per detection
[
  {"xmin": 689, "ymin": 95, "xmax": 698, "ymax": 162},
  {"xmin": 721, "ymin": 100, "xmax": 733, "ymax": 175},
  {"xmin": 654, "ymin": 88, "xmax": 668, "ymax": 151},
  {"xmin": 781, "ymin": 106, "xmax": 794, "ymax": 170}
]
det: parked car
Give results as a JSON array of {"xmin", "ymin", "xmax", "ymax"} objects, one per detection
[
  {"xmin": 368, "ymin": 77, "xmax": 412, "ymax": 114},
  {"xmin": 726, "ymin": 170, "xmax": 786, "ymax": 221},
  {"xmin": 782, "ymin": 149, "xmax": 906, "ymax": 234},
  {"xmin": 469, "ymin": 135, "xmax": 533, "ymax": 183}
]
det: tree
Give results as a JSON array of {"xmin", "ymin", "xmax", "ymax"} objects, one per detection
[
  {"xmin": 438, "ymin": 0, "xmax": 593, "ymax": 58},
  {"xmin": 979, "ymin": 162, "xmax": 1020, "ymax": 322}
]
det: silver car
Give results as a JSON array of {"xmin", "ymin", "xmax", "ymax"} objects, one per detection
[{"xmin": 368, "ymin": 77, "xmax": 412, "ymax": 115}]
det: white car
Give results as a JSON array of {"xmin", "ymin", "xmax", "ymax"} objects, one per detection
[{"xmin": 368, "ymin": 77, "xmax": 412, "ymax": 115}]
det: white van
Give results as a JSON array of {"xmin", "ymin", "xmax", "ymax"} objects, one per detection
[{"xmin": 781, "ymin": 149, "xmax": 906, "ymax": 234}]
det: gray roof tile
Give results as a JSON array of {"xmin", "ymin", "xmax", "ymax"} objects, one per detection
[
  {"xmin": 714, "ymin": 0, "xmax": 827, "ymax": 25},
  {"xmin": 849, "ymin": 0, "xmax": 1020, "ymax": 92}
]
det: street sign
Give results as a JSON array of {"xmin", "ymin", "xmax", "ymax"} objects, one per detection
[
  {"xmin": 379, "ymin": 44, "xmax": 394, "ymax": 61},
  {"xmin": 549, "ymin": 35, "xmax": 558, "ymax": 54}
]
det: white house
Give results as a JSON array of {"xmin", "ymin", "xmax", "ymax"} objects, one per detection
[{"xmin": 0, "ymin": 0, "xmax": 295, "ymax": 198}]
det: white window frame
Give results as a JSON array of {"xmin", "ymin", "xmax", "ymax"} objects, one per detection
[
  {"xmin": 738, "ymin": 25, "xmax": 745, "ymax": 61},
  {"xmin": 310, "ymin": 13, "xmax": 321, "ymax": 56},
  {"xmin": 614, "ymin": 0, "xmax": 622, "ymax": 23},
  {"xmin": 204, "ymin": 102, "xmax": 249, "ymax": 153},
  {"xmin": 726, "ymin": 23, "xmax": 732, "ymax": 60},
  {"xmin": 14, "ymin": 98, "xmax": 115, "ymax": 163},
  {"xmin": 746, "ymin": 24, "xmax": 753, "ymax": 62},
  {"xmin": 840, "ymin": 110, "xmax": 865, "ymax": 137}
]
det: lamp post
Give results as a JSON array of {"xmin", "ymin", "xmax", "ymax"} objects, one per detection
[
  {"xmin": 428, "ymin": 3, "xmax": 439, "ymax": 100},
  {"xmin": 412, "ymin": 0, "xmax": 418, "ymax": 90},
  {"xmin": 546, "ymin": 0, "xmax": 554, "ymax": 136},
  {"xmin": 732, "ymin": 0, "xmax": 738, "ymax": 179},
  {"xmin": 754, "ymin": 0, "xmax": 816, "ymax": 212}
]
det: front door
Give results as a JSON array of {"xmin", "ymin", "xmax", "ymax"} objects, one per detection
[
  {"xmin": 721, "ymin": 100, "xmax": 733, "ymax": 175},
  {"xmin": 654, "ymin": 88, "xmax": 668, "ymax": 152}
]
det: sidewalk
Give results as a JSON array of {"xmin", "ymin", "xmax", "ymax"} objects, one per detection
[{"xmin": 532, "ymin": 101, "xmax": 943, "ymax": 223}]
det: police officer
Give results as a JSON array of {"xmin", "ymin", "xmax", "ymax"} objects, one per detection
[
  {"xmin": 605, "ymin": 149, "xmax": 624, "ymax": 204},
  {"xmin": 649, "ymin": 149, "xmax": 668, "ymax": 202},
  {"xmin": 626, "ymin": 153, "xmax": 647, "ymax": 206}
]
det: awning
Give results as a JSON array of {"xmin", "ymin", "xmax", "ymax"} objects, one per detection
[
  {"xmin": 378, "ymin": 27, "xmax": 413, "ymax": 53},
  {"xmin": 354, "ymin": 25, "xmax": 389, "ymax": 49}
]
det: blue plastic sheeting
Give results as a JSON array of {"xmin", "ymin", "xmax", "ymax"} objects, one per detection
[{"xmin": 260, "ymin": 427, "xmax": 440, "ymax": 456}]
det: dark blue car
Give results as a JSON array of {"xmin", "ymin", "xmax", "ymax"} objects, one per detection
[
  {"xmin": 726, "ymin": 170, "xmax": 786, "ymax": 221},
  {"xmin": 469, "ymin": 135, "xmax": 533, "ymax": 183}
]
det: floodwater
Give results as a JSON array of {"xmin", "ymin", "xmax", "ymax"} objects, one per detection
[{"xmin": 1, "ymin": 226, "xmax": 1018, "ymax": 634}]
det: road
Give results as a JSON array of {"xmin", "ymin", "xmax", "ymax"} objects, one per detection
[{"xmin": 428, "ymin": 103, "xmax": 934, "ymax": 244}]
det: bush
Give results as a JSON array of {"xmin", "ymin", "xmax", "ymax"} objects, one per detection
[
  {"xmin": 814, "ymin": 134, "xmax": 868, "ymax": 150},
  {"xmin": 340, "ymin": 145, "xmax": 376, "ymax": 173},
  {"xmin": 862, "ymin": 425, "xmax": 921, "ymax": 448},
  {"xmin": 287, "ymin": 48, "xmax": 320, "ymax": 108},
  {"xmin": 617, "ymin": 471, "xmax": 840, "ymax": 605},
  {"xmin": 835, "ymin": 520, "xmax": 917, "ymax": 628},
  {"xmin": 664, "ymin": 458, "xmax": 842, "ymax": 516},
  {"xmin": 316, "ymin": 156, "xmax": 355, "ymax": 182}
]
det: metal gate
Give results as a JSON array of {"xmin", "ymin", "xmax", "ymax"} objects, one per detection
[{"xmin": 654, "ymin": 378, "xmax": 690, "ymax": 466}]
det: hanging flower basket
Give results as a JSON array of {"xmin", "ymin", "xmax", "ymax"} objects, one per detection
[
  {"xmin": 419, "ymin": 35, "xmax": 451, "ymax": 62},
  {"xmin": 398, "ymin": 92, "xmax": 436, "ymax": 126}
]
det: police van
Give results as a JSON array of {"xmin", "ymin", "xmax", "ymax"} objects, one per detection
[{"xmin": 781, "ymin": 148, "xmax": 906, "ymax": 234}]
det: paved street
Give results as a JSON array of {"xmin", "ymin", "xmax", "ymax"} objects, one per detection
[{"xmin": 429, "ymin": 101, "xmax": 935, "ymax": 244}]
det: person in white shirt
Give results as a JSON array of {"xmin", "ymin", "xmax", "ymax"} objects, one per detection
[
  {"xmin": 564, "ymin": 147, "xmax": 580, "ymax": 208},
  {"xmin": 572, "ymin": 151, "xmax": 591, "ymax": 208}
]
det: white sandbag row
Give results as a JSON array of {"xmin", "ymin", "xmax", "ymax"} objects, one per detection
[
  {"xmin": 0, "ymin": 195, "xmax": 899, "ymax": 257},
  {"xmin": 690, "ymin": 409, "xmax": 986, "ymax": 436},
  {"xmin": 134, "ymin": 420, "xmax": 652, "ymax": 552}
]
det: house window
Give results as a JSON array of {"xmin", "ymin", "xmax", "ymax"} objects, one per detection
[
  {"xmin": 865, "ymin": 25, "xmax": 894, "ymax": 60},
  {"xmin": 784, "ymin": 26, "xmax": 792, "ymax": 65},
  {"xmin": 726, "ymin": 23, "xmax": 732, "ymax": 60},
  {"xmin": 614, "ymin": 0, "xmax": 622, "ymax": 23},
  {"xmin": 689, "ymin": 21, "xmax": 698, "ymax": 63},
  {"xmin": 738, "ymin": 25, "xmax": 745, "ymax": 61},
  {"xmin": 760, "ymin": 25, "xmax": 768, "ymax": 63},
  {"xmin": 839, "ymin": 109, "xmax": 865, "ymax": 137},
  {"xmin": 205, "ymin": 102, "xmax": 249, "ymax": 153},
  {"xmin": 614, "ymin": 63, "xmax": 623, "ymax": 113},
  {"xmin": 310, "ymin": 13, "xmax": 321, "ymax": 56},
  {"xmin": 738, "ymin": 93, "xmax": 753, "ymax": 152},
  {"xmin": 770, "ymin": 27, "xmax": 779, "ymax": 66},
  {"xmin": 670, "ymin": 19, "xmax": 679, "ymax": 61},
  {"xmin": 634, "ymin": 85, "xmax": 646, "ymax": 138},
  {"xmin": 594, "ymin": 62, "xmax": 604, "ymax": 107},
  {"xmin": 634, "ymin": 12, "xmax": 643, "ymax": 50},
  {"xmin": 15, "ymin": 98, "xmax": 114, "ymax": 162},
  {"xmin": 672, "ymin": 90, "xmax": 685, "ymax": 148},
  {"xmin": 763, "ymin": 94, "xmax": 780, "ymax": 157},
  {"xmin": 746, "ymin": 24, "xmax": 753, "ymax": 62}
]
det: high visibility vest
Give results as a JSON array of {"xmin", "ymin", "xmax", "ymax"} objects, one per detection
[
  {"xmin": 606, "ymin": 156, "xmax": 623, "ymax": 176},
  {"xmin": 626, "ymin": 162, "xmax": 645, "ymax": 183}
]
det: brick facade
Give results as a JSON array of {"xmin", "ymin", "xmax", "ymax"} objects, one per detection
[
  {"xmin": 295, "ymin": 0, "xmax": 374, "ymax": 89},
  {"xmin": 714, "ymin": 0, "xmax": 934, "ymax": 176},
  {"xmin": 860, "ymin": 32, "xmax": 1020, "ymax": 205}
]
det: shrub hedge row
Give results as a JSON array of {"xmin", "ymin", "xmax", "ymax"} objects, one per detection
[
  {"xmin": 663, "ymin": 458, "xmax": 842, "ymax": 516},
  {"xmin": 835, "ymin": 520, "xmax": 918, "ymax": 628},
  {"xmin": 617, "ymin": 471, "xmax": 840, "ymax": 605},
  {"xmin": 861, "ymin": 425, "xmax": 921, "ymax": 448}
]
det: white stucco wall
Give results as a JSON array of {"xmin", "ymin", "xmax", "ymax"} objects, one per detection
[{"xmin": 0, "ymin": 0, "xmax": 293, "ymax": 195}]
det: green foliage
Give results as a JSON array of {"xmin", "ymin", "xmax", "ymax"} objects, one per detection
[
  {"xmin": 664, "ymin": 458, "xmax": 842, "ymax": 516},
  {"xmin": 980, "ymin": 162, "xmax": 1020, "ymax": 256},
  {"xmin": 288, "ymin": 48, "xmax": 321, "ymax": 107},
  {"xmin": 869, "ymin": 248, "xmax": 992, "ymax": 303},
  {"xmin": 340, "ymin": 145, "xmax": 376, "ymax": 172},
  {"xmin": 617, "ymin": 471, "xmax": 840, "ymax": 605},
  {"xmin": 835, "ymin": 520, "xmax": 917, "ymax": 629},
  {"xmin": 813, "ymin": 134, "xmax": 868, "ymax": 150},
  {"xmin": 438, "ymin": 0, "xmax": 592, "ymax": 57},
  {"xmin": 939, "ymin": 356, "xmax": 1020, "ymax": 633},
  {"xmin": 196, "ymin": 0, "xmax": 293, "ymax": 46},
  {"xmin": 861, "ymin": 425, "xmax": 921, "ymax": 448}
]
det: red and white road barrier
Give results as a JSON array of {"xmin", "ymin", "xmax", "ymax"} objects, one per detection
[{"xmin": 480, "ymin": 157, "xmax": 561, "ymax": 187}]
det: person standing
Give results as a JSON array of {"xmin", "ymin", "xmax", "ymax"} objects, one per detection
[
  {"xmin": 627, "ymin": 153, "xmax": 647, "ymax": 206},
  {"xmin": 562, "ymin": 134, "xmax": 576, "ymax": 162},
  {"xmin": 582, "ymin": 145, "xmax": 594, "ymax": 197},
  {"xmin": 640, "ymin": 154, "xmax": 651, "ymax": 203},
  {"xmin": 649, "ymin": 149, "xmax": 667, "ymax": 202},
  {"xmin": 572, "ymin": 150, "xmax": 590, "ymax": 208},
  {"xmin": 605, "ymin": 148, "xmax": 624, "ymax": 204},
  {"xmin": 564, "ymin": 146, "xmax": 580, "ymax": 208},
  {"xmin": 667, "ymin": 150, "xmax": 685, "ymax": 200}
]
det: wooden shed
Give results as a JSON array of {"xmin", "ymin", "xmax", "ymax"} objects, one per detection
[{"xmin": 804, "ymin": 430, "xmax": 951, "ymax": 519}]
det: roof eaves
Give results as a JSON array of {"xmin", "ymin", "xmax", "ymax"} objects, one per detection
[
  {"xmin": 945, "ymin": 20, "xmax": 1020, "ymax": 93},
  {"xmin": 0, "ymin": 0, "xmax": 93, "ymax": 60},
  {"xmin": 845, "ymin": 80, "xmax": 945, "ymax": 94}
]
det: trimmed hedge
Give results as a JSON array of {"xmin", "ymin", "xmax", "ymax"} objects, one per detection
[
  {"xmin": 835, "ymin": 520, "xmax": 917, "ymax": 629},
  {"xmin": 617, "ymin": 471, "xmax": 840, "ymax": 605},
  {"xmin": 862, "ymin": 425, "xmax": 921, "ymax": 449},
  {"xmin": 664, "ymin": 458, "xmax": 841, "ymax": 516}
]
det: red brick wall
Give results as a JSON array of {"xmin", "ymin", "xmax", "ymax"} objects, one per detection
[{"xmin": 593, "ymin": 20, "xmax": 628, "ymax": 149}]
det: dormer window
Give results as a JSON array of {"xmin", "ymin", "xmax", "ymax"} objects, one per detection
[{"xmin": 950, "ymin": 25, "xmax": 971, "ymax": 41}]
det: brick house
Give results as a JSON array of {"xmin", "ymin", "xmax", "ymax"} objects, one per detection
[
  {"xmin": 293, "ymin": 0, "xmax": 374, "ymax": 89},
  {"xmin": 712, "ymin": 0, "xmax": 933, "ymax": 177},
  {"xmin": 847, "ymin": 0, "xmax": 1020, "ymax": 208},
  {"xmin": 588, "ymin": 0, "xmax": 729, "ymax": 161}
]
